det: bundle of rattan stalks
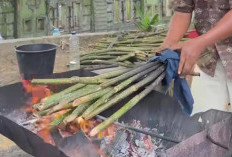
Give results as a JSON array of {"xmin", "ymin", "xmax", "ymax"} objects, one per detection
[
  {"xmin": 32, "ymin": 61, "xmax": 165, "ymax": 136},
  {"xmin": 80, "ymin": 30, "xmax": 188, "ymax": 70},
  {"xmin": 80, "ymin": 31, "xmax": 166, "ymax": 70}
]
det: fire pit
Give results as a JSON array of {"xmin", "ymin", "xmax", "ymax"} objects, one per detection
[{"xmin": 0, "ymin": 69, "xmax": 232, "ymax": 157}]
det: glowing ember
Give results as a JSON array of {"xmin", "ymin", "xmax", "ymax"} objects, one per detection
[
  {"xmin": 99, "ymin": 120, "xmax": 163, "ymax": 156},
  {"xmin": 22, "ymin": 80, "xmax": 51, "ymax": 110},
  {"xmin": 22, "ymin": 81, "xmax": 119, "ymax": 149},
  {"xmin": 73, "ymin": 117, "xmax": 98, "ymax": 135},
  {"xmin": 98, "ymin": 124, "xmax": 116, "ymax": 139},
  {"xmin": 35, "ymin": 110, "xmax": 70, "ymax": 143},
  {"xmin": 37, "ymin": 127, "xmax": 55, "ymax": 145}
]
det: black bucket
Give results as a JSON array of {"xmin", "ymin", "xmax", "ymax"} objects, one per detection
[{"xmin": 15, "ymin": 43, "xmax": 57, "ymax": 80}]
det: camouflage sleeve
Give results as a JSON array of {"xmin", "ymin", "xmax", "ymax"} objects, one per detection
[{"xmin": 172, "ymin": 0, "xmax": 194, "ymax": 13}]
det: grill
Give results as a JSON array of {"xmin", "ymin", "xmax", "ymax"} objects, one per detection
[{"xmin": 0, "ymin": 69, "xmax": 232, "ymax": 157}]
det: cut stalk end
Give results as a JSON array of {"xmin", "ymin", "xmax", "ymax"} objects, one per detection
[{"xmin": 89, "ymin": 128, "xmax": 98, "ymax": 137}]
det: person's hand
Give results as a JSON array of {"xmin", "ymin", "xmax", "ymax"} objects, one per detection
[
  {"xmin": 171, "ymin": 38, "xmax": 206, "ymax": 76},
  {"xmin": 156, "ymin": 40, "xmax": 178, "ymax": 53}
]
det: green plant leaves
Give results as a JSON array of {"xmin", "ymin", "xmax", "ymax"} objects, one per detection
[
  {"xmin": 149, "ymin": 14, "xmax": 159, "ymax": 25},
  {"xmin": 135, "ymin": 5, "xmax": 160, "ymax": 31},
  {"xmin": 135, "ymin": 4, "xmax": 144, "ymax": 19}
]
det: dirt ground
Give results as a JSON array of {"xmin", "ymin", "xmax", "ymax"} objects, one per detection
[{"xmin": 0, "ymin": 145, "xmax": 32, "ymax": 157}]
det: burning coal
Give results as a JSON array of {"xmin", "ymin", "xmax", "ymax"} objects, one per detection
[
  {"xmin": 18, "ymin": 63, "xmax": 176, "ymax": 157},
  {"xmin": 100, "ymin": 120, "xmax": 165, "ymax": 157},
  {"xmin": 22, "ymin": 79, "xmax": 166, "ymax": 156}
]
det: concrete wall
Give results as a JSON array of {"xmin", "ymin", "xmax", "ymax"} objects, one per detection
[
  {"xmin": 48, "ymin": 0, "xmax": 93, "ymax": 33},
  {"xmin": 17, "ymin": 0, "xmax": 48, "ymax": 38},
  {"xmin": 0, "ymin": 0, "xmax": 172, "ymax": 39},
  {"xmin": 0, "ymin": 31, "xmax": 117, "ymax": 54},
  {"xmin": 0, "ymin": 0, "xmax": 16, "ymax": 39}
]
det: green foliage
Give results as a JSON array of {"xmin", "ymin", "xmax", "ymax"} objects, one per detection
[{"xmin": 135, "ymin": 5, "xmax": 159, "ymax": 32}]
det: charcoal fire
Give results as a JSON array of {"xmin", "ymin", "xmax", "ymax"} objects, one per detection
[
  {"xmin": 1, "ymin": 69, "xmax": 231, "ymax": 157},
  {"xmin": 20, "ymin": 63, "xmax": 171, "ymax": 156},
  {"xmin": 100, "ymin": 120, "xmax": 165, "ymax": 157}
]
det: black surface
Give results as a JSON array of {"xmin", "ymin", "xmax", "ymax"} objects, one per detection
[
  {"xmin": 0, "ymin": 69, "xmax": 232, "ymax": 157},
  {"xmin": 0, "ymin": 69, "xmax": 96, "ymax": 115},
  {"xmin": 166, "ymin": 117, "xmax": 232, "ymax": 157},
  {"xmin": 15, "ymin": 43, "xmax": 57, "ymax": 80},
  {"xmin": 0, "ymin": 69, "xmax": 97, "ymax": 157},
  {"xmin": 0, "ymin": 83, "xmax": 27, "ymax": 115},
  {"xmin": 0, "ymin": 116, "xmax": 67, "ymax": 157},
  {"xmin": 100, "ymin": 89, "xmax": 201, "ymax": 148}
]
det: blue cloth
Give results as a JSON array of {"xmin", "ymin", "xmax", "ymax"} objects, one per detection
[{"xmin": 149, "ymin": 49, "xmax": 194, "ymax": 115}]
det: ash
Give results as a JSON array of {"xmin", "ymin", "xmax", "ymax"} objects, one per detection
[
  {"xmin": 100, "ymin": 120, "xmax": 166, "ymax": 157},
  {"xmin": 5, "ymin": 108, "xmax": 37, "ymax": 131}
]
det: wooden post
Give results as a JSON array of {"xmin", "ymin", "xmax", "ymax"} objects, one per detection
[
  {"xmin": 121, "ymin": 0, "xmax": 125, "ymax": 23},
  {"xmin": 14, "ymin": 0, "xmax": 18, "ymax": 38},
  {"xmin": 68, "ymin": 6, "xmax": 72, "ymax": 33},
  {"xmin": 56, "ymin": 3, "xmax": 59, "ymax": 28},
  {"xmin": 165, "ymin": 0, "xmax": 172, "ymax": 16},
  {"xmin": 159, "ymin": 0, "xmax": 163, "ymax": 20},
  {"xmin": 90, "ymin": 0, "xmax": 95, "ymax": 32}
]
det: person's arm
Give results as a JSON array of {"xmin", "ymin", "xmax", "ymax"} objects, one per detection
[
  {"xmin": 157, "ymin": 0, "xmax": 194, "ymax": 51},
  {"xmin": 197, "ymin": 11, "xmax": 232, "ymax": 49},
  {"xmin": 175, "ymin": 10, "xmax": 232, "ymax": 76},
  {"xmin": 160, "ymin": 12, "xmax": 192, "ymax": 50}
]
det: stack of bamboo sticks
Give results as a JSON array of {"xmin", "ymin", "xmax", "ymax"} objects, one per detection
[
  {"xmin": 80, "ymin": 31, "xmax": 168, "ymax": 70},
  {"xmin": 80, "ymin": 31, "xmax": 188, "ymax": 70},
  {"xmin": 32, "ymin": 61, "xmax": 165, "ymax": 136}
]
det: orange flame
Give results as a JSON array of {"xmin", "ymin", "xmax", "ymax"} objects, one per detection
[
  {"xmin": 22, "ymin": 80, "xmax": 51, "ymax": 113},
  {"xmin": 97, "ymin": 124, "xmax": 116, "ymax": 139},
  {"xmin": 36, "ymin": 110, "xmax": 70, "ymax": 145},
  {"xmin": 37, "ymin": 127, "xmax": 55, "ymax": 145},
  {"xmin": 22, "ymin": 80, "xmax": 118, "ymax": 151},
  {"xmin": 68, "ymin": 117, "xmax": 116, "ymax": 139},
  {"xmin": 22, "ymin": 80, "xmax": 51, "ymax": 105},
  {"xmin": 76, "ymin": 117, "xmax": 96, "ymax": 135}
]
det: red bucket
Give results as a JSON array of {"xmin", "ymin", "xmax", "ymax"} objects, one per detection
[{"xmin": 184, "ymin": 29, "xmax": 199, "ymax": 39}]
